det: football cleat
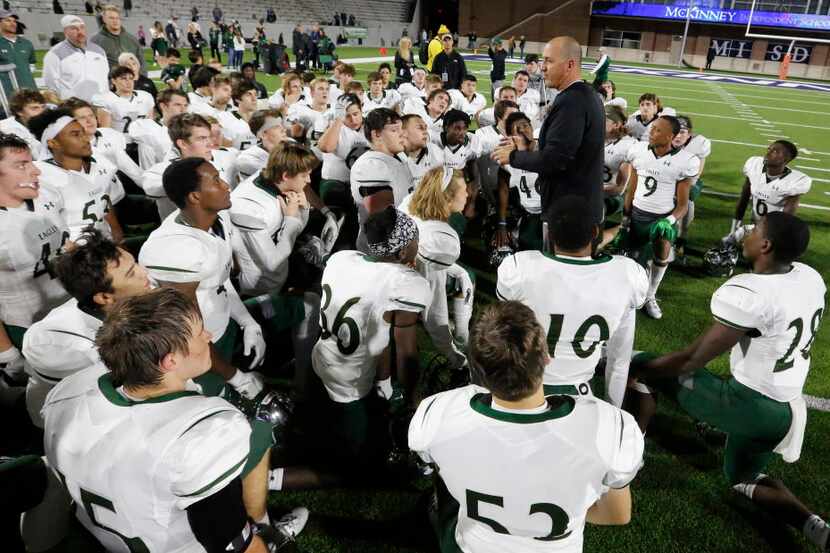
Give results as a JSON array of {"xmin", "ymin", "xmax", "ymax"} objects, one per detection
[
  {"xmin": 255, "ymin": 507, "xmax": 310, "ymax": 551},
  {"xmin": 702, "ymin": 243, "xmax": 739, "ymax": 278},
  {"xmin": 643, "ymin": 298, "xmax": 663, "ymax": 320}
]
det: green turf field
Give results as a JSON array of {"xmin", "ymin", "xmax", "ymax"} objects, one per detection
[{"xmin": 34, "ymin": 46, "xmax": 830, "ymax": 552}]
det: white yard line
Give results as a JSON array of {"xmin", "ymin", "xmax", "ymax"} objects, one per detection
[
  {"xmin": 796, "ymin": 166, "xmax": 830, "ymax": 173},
  {"xmin": 702, "ymin": 189, "xmax": 830, "ymax": 211}
]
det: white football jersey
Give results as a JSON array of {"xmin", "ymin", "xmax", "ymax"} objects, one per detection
[
  {"xmin": 711, "ymin": 263, "xmax": 826, "ymax": 403},
  {"xmin": 89, "ymin": 127, "xmax": 140, "ymax": 188},
  {"xmin": 0, "ymin": 186, "xmax": 69, "ymax": 327},
  {"xmin": 625, "ymin": 107, "xmax": 676, "ymax": 142},
  {"xmin": 229, "ymin": 175, "xmax": 310, "ymax": 296},
  {"xmin": 312, "ymin": 250, "xmax": 430, "ymax": 402},
  {"xmin": 349, "ymin": 150, "xmax": 413, "ymax": 252},
  {"xmin": 498, "ymin": 252, "xmax": 648, "ymax": 387},
  {"xmin": 475, "ymin": 124, "xmax": 506, "ymax": 155},
  {"xmin": 0, "ymin": 116, "xmax": 41, "ymax": 159},
  {"xmin": 187, "ymin": 90, "xmax": 212, "ymax": 111},
  {"xmin": 439, "ymin": 133, "xmax": 481, "ymax": 171},
  {"xmin": 397, "ymin": 142, "xmax": 444, "ymax": 193},
  {"xmin": 409, "ymin": 385, "xmax": 644, "ymax": 553},
  {"xmin": 43, "ymin": 370, "xmax": 254, "ymax": 553},
  {"xmin": 678, "ymin": 134, "xmax": 711, "ymax": 188},
  {"xmin": 143, "ymin": 149, "xmax": 240, "ymax": 220},
  {"xmin": 397, "ymin": 82, "xmax": 427, "ymax": 103},
  {"xmin": 362, "ymin": 89, "xmax": 402, "ymax": 114},
  {"xmin": 237, "ymin": 144, "xmax": 269, "ymax": 181},
  {"xmin": 322, "ymin": 125, "xmax": 368, "ymax": 183},
  {"xmin": 743, "ymin": 156, "xmax": 811, "ymax": 220},
  {"xmin": 216, "ymin": 110, "xmax": 256, "ymax": 151},
  {"xmin": 91, "ymin": 90, "xmax": 154, "ymax": 133},
  {"xmin": 140, "ymin": 211, "xmax": 237, "ymax": 340},
  {"xmin": 603, "ymin": 136, "xmax": 637, "ymax": 190},
  {"xmin": 449, "ymin": 89, "xmax": 486, "ymax": 119},
  {"xmin": 402, "ymin": 98, "xmax": 445, "ymax": 141},
  {"xmin": 128, "ymin": 119, "xmax": 171, "ymax": 169},
  {"xmin": 36, "ymin": 157, "xmax": 123, "ymax": 241},
  {"xmin": 22, "ymin": 297, "xmax": 102, "ymax": 427},
  {"xmin": 504, "ymin": 165, "xmax": 541, "ymax": 214},
  {"xmin": 626, "ymin": 142, "xmax": 700, "ymax": 215},
  {"xmin": 476, "ymin": 107, "xmax": 496, "ymax": 129}
]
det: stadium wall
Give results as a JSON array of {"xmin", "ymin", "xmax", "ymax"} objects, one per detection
[{"xmin": 457, "ymin": 0, "xmax": 593, "ymax": 45}]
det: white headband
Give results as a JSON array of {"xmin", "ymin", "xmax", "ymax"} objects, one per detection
[
  {"xmin": 41, "ymin": 116, "xmax": 75, "ymax": 153},
  {"xmin": 257, "ymin": 116, "xmax": 284, "ymax": 138},
  {"xmin": 442, "ymin": 166, "xmax": 455, "ymax": 191}
]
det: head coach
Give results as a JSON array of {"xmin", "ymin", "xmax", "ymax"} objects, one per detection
[{"xmin": 492, "ymin": 36, "xmax": 605, "ymax": 233}]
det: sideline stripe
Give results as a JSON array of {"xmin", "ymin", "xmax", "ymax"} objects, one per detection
[{"xmin": 701, "ymin": 189, "xmax": 830, "ymax": 211}]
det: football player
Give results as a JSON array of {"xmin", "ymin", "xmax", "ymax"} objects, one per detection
[
  {"xmin": 495, "ymin": 112, "xmax": 542, "ymax": 251},
  {"xmin": 43, "ymin": 288, "xmax": 308, "ymax": 553},
  {"xmin": 327, "ymin": 62, "xmax": 355, "ymax": 100},
  {"xmin": 400, "ymin": 167, "xmax": 472, "ymax": 368},
  {"xmin": 268, "ymin": 72, "xmax": 308, "ymax": 111},
  {"xmin": 230, "ymin": 143, "xmax": 323, "ymax": 398},
  {"xmin": 633, "ymin": 212, "xmax": 829, "ymax": 552},
  {"xmin": 143, "ymin": 113, "xmax": 238, "ymax": 219},
  {"xmin": 625, "ymin": 92, "xmax": 676, "ymax": 142},
  {"xmin": 476, "ymin": 85, "xmax": 517, "ymax": 128},
  {"xmin": 409, "ymin": 301, "xmax": 643, "ymax": 552},
  {"xmin": 312, "ymin": 207, "xmax": 430, "ymax": 469},
  {"xmin": 91, "ymin": 65, "xmax": 154, "ymax": 133},
  {"xmin": 187, "ymin": 65, "xmax": 219, "ymax": 112},
  {"xmin": 438, "ymin": 109, "xmax": 481, "ymax": 220},
  {"xmin": 0, "ymin": 134, "xmax": 69, "ymax": 383},
  {"xmin": 397, "ymin": 67, "xmax": 429, "ymax": 103},
  {"xmin": 288, "ymin": 77, "xmax": 335, "ymax": 146},
  {"xmin": 215, "ymin": 80, "xmax": 257, "ymax": 151},
  {"xmin": 62, "ymin": 97, "xmax": 144, "ymax": 186},
  {"xmin": 22, "ymin": 230, "xmax": 153, "ymax": 426},
  {"xmin": 603, "ymin": 105, "xmax": 637, "ymax": 219},
  {"xmin": 474, "ymin": 99, "xmax": 519, "ymax": 155},
  {"xmin": 30, "ymin": 108, "xmax": 125, "ymax": 242},
  {"xmin": 398, "ymin": 114, "xmax": 444, "ymax": 193},
  {"xmin": 498, "ymin": 195, "xmax": 648, "ymax": 407},
  {"xmin": 0, "ymin": 89, "xmax": 45, "ymax": 158},
  {"xmin": 362, "ymin": 71, "xmax": 402, "ymax": 115},
  {"xmin": 128, "ymin": 88, "xmax": 189, "ymax": 169},
  {"xmin": 237, "ymin": 109, "xmax": 289, "ymax": 181},
  {"xmin": 349, "ymin": 108, "xmax": 412, "ymax": 252},
  {"xmin": 139, "ymin": 158, "xmax": 267, "ymax": 399},
  {"xmin": 190, "ymin": 72, "xmax": 236, "ymax": 118},
  {"xmin": 449, "ymin": 74, "xmax": 486, "ymax": 119},
  {"xmin": 618, "ymin": 115, "xmax": 700, "ymax": 319},
  {"xmin": 672, "ymin": 115, "xmax": 711, "ymax": 262},
  {"xmin": 402, "ymin": 88, "xmax": 450, "ymax": 142},
  {"xmin": 727, "ymin": 140, "xmax": 810, "ymax": 242},
  {"xmin": 495, "ymin": 70, "xmax": 540, "ymax": 126}
]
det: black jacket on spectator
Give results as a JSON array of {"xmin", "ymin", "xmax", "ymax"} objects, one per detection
[
  {"xmin": 431, "ymin": 50, "xmax": 466, "ymax": 90},
  {"xmin": 292, "ymin": 29, "xmax": 303, "ymax": 55},
  {"xmin": 488, "ymin": 46, "xmax": 507, "ymax": 81},
  {"xmin": 509, "ymin": 81, "xmax": 606, "ymax": 225},
  {"xmin": 394, "ymin": 50, "xmax": 415, "ymax": 85}
]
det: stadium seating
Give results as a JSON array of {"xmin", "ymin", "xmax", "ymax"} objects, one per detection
[{"xmin": 14, "ymin": 0, "xmax": 413, "ymax": 24}]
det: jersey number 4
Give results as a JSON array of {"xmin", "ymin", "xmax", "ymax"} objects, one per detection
[
  {"xmin": 548, "ymin": 314, "xmax": 610, "ymax": 359},
  {"xmin": 467, "ymin": 489, "xmax": 571, "ymax": 541},
  {"xmin": 33, "ymin": 231, "xmax": 70, "ymax": 279},
  {"xmin": 320, "ymin": 284, "xmax": 361, "ymax": 355},
  {"xmin": 774, "ymin": 308, "xmax": 823, "ymax": 372}
]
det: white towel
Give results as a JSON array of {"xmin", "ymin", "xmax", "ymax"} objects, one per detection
[{"xmin": 774, "ymin": 395, "xmax": 807, "ymax": 463}]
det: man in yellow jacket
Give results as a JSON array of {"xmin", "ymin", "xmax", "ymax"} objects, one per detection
[{"xmin": 426, "ymin": 24, "xmax": 449, "ymax": 71}]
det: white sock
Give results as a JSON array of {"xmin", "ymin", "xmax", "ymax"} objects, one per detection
[
  {"xmin": 647, "ymin": 261, "xmax": 668, "ymax": 298},
  {"xmin": 803, "ymin": 514, "xmax": 830, "ymax": 549},
  {"xmin": 268, "ymin": 467, "xmax": 285, "ymax": 491},
  {"xmin": 732, "ymin": 481, "xmax": 757, "ymax": 500},
  {"xmin": 257, "ymin": 511, "xmax": 271, "ymax": 526}
]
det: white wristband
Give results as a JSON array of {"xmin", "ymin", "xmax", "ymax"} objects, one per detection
[
  {"xmin": 0, "ymin": 346, "xmax": 21, "ymax": 364},
  {"xmin": 666, "ymin": 215, "xmax": 677, "ymax": 225}
]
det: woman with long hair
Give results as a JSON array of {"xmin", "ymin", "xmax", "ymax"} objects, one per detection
[
  {"xmin": 150, "ymin": 21, "xmax": 168, "ymax": 66},
  {"xmin": 394, "ymin": 36, "xmax": 415, "ymax": 87},
  {"xmin": 402, "ymin": 166, "xmax": 474, "ymax": 370},
  {"xmin": 118, "ymin": 52, "xmax": 158, "ymax": 98},
  {"xmin": 232, "ymin": 29, "xmax": 246, "ymax": 70}
]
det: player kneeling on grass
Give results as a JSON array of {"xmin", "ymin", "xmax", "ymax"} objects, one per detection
[
  {"xmin": 312, "ymin": 208, "xmax": 430, "ymax": 475},
  {"xmin": 43, "ymin": 288, "xmax": 308, "ymax": 553},
  {"xmin": 726, "ymin": 140, "xmax": 811, "ymax": 244},
  {"xmin": 631, "ymin": 212, "xmax": 829, "ymax": 551},
  {"xmin": 400, "ymin": 166, "xmax": 473, "ymax": 370},
  {"xmin": 139, "ymin": 158, "xmax": 267, "ymax": 400},
  {"xmin": 615, "ymin": 115, "xmax": 700, "ymax": 320},
  {"xmin": 498, "ymin": 195, "xmax": 648, "ymax": 408},
  {"xmin": 671, "ymin": 115, "xmax": 711, "ymax": 263},
  {"xmin": 409, "ymin": 301, "xmax": 644, "ymax": 553}
]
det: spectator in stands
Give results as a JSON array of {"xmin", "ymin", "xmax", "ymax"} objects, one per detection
[
  {"xmin": 706, "ymin": 45, "xmax": 716, "ymax": 70},
  {"xmin": 187, "ymin": 21, "xmax": 203, "ymax": 57},
  {"xmin": 165, "ymin": 18, "xmax": 178, "ymax": 48},
  {"xmin": 43, "ymin": 15, "xmax": 110, "ymax": 102},
  {"xmin": 0, "ymin": 9, "xmax": 36, "ymax": 101},
  {"xmin": 426, "ymin": 24, "xmax": 448, "ymax": 72},
  {"xmin": 91, "ymin": 5, "xmax": 145, "ymax": 75},
  {"xmin": 150, "ymin": 20, "xmax": 167, "ymax": 65},
  {"xmin": 266, "ymin": 7, "xmax": 276, "ymax": 23},
  {"xmin": 232, "ymin": 28, "xmax": 245, "ymax": 71},
  {"xmin": 519, "ymin": 35, "xmax": 526, "ymax": 58},
  {"xmin": 241, "ymin": 62, "xmax": 267, "ymax": 99},
  {"xmin": 85, "ymin": 0, "xmax": 94, "ymax": 14},
  {"xmin": 53, "ymin": 0, "xmax": 64, "ymax": 15},
  {"xmin": 212, "ymin": 4, "xmax": 222, "ymax": 23},
  {"xmin": 208, "ymin": 20, "xmax": 221, "ymax": 63},
  {"xmin": 122, "ymin": 0, "xmax": 130, "ymax": 17},
  {"xmin": 431, "ymin": 33, "xmax": 466, "ymax": 91},
  {"xmin": 137, "ymin": 24, "xmax": 146, "ymax": 46},
  {"xmin": 120, "ymin": 51, "xmax": 157, "ymax": 97},
  {"xmin": 395, "ymin": 37, "xmax": 415, "ymax": 86},
  {"xmin": 334, "ymin": 13, "xmax": 340, "ymax": 26},
  {"xmin": 348, "ymin": 14, "xmax": 355, "ymax": 26},
  {"xmin": 341, "ymin": 12, "xmax": 347, "ymax": 26}
]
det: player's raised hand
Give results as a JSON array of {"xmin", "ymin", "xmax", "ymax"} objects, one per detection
[{"xmin": 242, "ymin": 322, "xmax": 267, "ymax": 369}]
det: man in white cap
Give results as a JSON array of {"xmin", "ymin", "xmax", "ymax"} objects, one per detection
[{"xmin": 43, "ymin": 15, "xmax": 110, "ymax": 101}]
